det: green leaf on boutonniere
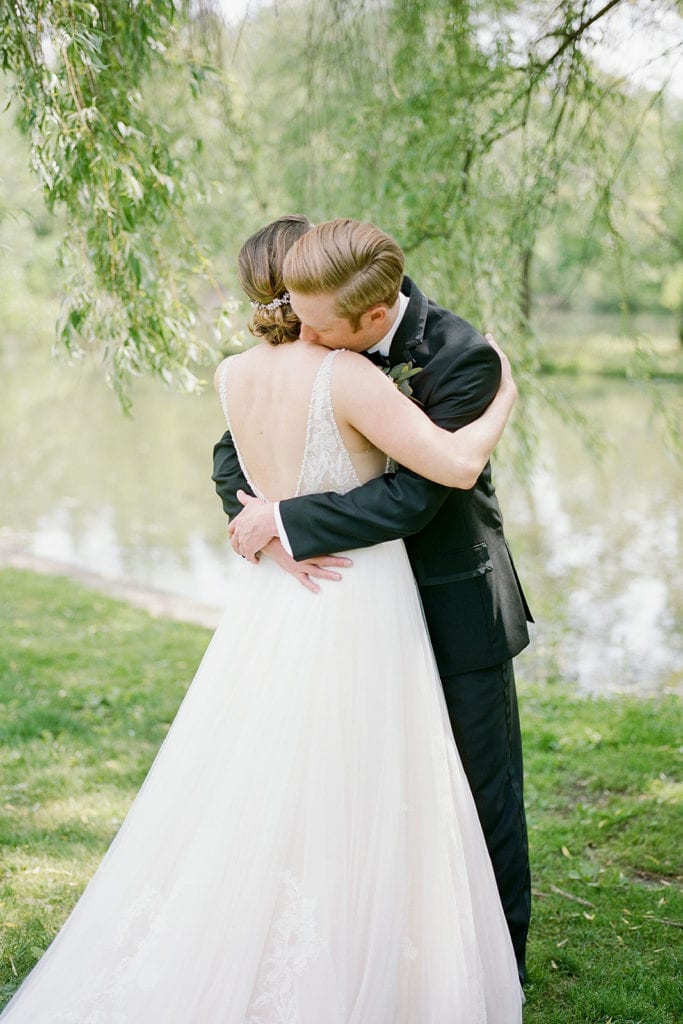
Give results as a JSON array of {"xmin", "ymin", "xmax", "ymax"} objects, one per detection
[{"xmin": 383, "ymin": 361, "xmax": 423, "ymax": 401}]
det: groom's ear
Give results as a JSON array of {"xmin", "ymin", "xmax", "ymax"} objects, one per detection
[{"xmin": 364, "ymin": 304, "xmax": 389, "ymax": 328}]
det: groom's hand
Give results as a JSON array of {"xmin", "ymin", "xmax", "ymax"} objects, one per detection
[
  {"xmin": 261, "ymin": 539, "xmax": 352, "ymax": 594},
  {"xmin": 228, "ymin": 490, "xmax": 278, "ymax": 561},
  {"xmin": 228, "ymin": 492, "xmax": 352, "ymax": 588}
]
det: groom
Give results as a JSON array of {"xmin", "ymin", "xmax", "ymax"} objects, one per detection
[{"xmin": 212, "ymin": 217, "xmax": 533, "ymax": 982}]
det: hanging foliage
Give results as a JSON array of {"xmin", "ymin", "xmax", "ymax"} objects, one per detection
[{"xmin": 0, "ymin": 0, "xmax": 228, "ymax": 408}]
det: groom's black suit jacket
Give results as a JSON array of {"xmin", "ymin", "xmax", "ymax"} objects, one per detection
[{"xmin": 212, "ymin": 276, "xmax": 532, "ymax": 676}]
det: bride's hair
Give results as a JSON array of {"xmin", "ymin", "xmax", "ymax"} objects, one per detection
[{"xmin": 238, "ymin": 215, "xmax": 313, "ymax": 345}]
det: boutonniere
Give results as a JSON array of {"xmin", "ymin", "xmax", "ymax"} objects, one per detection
[{"xmin": 383, "ymin": 360, "xmax": 423, "ymax": 401}]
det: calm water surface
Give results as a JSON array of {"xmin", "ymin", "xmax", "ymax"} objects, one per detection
[{"xmin": 1, "ymin": 341, "xmax": 681, "ymax": 697}]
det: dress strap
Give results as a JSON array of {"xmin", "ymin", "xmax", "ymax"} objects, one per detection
[{"xmin": 217, "ymin": 359, "xmax": 231, "ymax": 429}]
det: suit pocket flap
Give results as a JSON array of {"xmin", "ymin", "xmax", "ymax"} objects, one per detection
[{"xmin": 414, "ymin": 542, "xmax": 493, "ymax": 585}]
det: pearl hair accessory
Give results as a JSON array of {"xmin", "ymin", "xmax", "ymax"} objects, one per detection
[{"xmin": 250, "ymin": 292, "xmax": 290, "ymax": 312}]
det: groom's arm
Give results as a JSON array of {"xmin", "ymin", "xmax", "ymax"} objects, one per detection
[
  {"xmin": 280, "ymin": 341, "xmax": 501, "ymax": 560},
  {"xmin": 212, "ymin": 429, "xmax": 254, "ymax": 519},
  {"xmin": 280, "ymin": 470, "xmax": 448, "ymax": 560}
]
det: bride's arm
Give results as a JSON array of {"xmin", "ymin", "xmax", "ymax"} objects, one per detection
[{"xmin": 334, "ymin": 342, "xmax": 517, "ymax": 489}]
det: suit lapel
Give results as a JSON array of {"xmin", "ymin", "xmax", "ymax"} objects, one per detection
[{"xmin": 388, "ymin": 276, "xmax": 429, "ymax": 365}]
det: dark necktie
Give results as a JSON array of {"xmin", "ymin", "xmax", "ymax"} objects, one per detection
[{"xmin": 365, "ymin": 349, "xmax": 390, "ymax": 369}]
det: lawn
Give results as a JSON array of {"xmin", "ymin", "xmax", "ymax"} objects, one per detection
[{"xmin": 0, "ymin": 566, "xmax": 681, "ymax": 1021}]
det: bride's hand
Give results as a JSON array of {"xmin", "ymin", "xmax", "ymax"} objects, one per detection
[
  {"xmin": 484, "ymin": 332, "xmax": 517, "ymax": 403},
  {"xmin": 262, "ymin": 539, "xmax": 352, "ymax": 594}
]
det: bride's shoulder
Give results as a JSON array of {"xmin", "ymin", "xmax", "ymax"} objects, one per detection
[
  {"xmin": 332, "ymin": 348, "xmax": 386, "ymax": 387},
  {"xmin": 328, "ymin": 350, "xmax": 393, "ymax": 420},
  {"xmin": 213, "ymin": 348, "xmax": 259, "ymax": 392},
  {"xmin": 331, "ymin": 348, "xmax": 374, "ymax": 373}
]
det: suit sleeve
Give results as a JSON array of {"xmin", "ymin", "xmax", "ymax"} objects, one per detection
[
  {"xmin": 280, "ymin": 342, "xmax": 502, "ymax": 560},
  {"xmin": 212, "ymin": 429, "xmax": 254, "ymax": 520}
]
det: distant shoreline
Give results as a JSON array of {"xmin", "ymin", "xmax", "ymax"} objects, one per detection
[{"xmin": 0, "ymin": 540, "xmax": 221, "ymax": 630}]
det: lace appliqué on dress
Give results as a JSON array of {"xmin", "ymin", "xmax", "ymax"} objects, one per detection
[
  {"xmin": 295, "ymin": 350, "xmax": 362, "ymax": 498},
  {"xmin": 403, "ymin": 936, "xmax": 419, "ymax": 962},
  {"xmin": 246, "ymin": 871, "xmax": 323, "ymax": 1024},
  {"xmin": 52, "ymin": 886, "xmax": 171, "ymax": 1024}
]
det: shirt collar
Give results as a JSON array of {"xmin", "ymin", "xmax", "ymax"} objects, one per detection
[{"xmin": 366, "ymin": 291, "xmax": 409, "ymax": 358}]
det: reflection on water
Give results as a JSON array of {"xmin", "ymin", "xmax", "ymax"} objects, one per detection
[
  {"xmin": 496, "ymin": 378, "xmax": 682, "ymax": 696},
  {"xmin": 28, "ymin": 505, "xmax": 231, "ymax": 609},
  {"xmin": 1, "ymin": 340, "xmax": 681, "ymax": 697}
]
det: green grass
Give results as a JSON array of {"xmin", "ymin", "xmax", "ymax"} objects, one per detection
[
  {"xmin": 521, "ymin": 689, "xmax": 682, "ymax": 1022},
  {"xmin": 1, "ymin": 567, "xmax": 681, "ymax": 1021}
]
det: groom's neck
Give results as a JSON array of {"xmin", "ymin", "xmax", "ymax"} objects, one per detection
[{"xmin": 371, "ymin": 298, "xmax": 400, "ymax": 347}]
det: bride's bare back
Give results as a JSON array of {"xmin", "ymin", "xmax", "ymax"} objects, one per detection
[{"xmin": 215, "ymin": 341, "xmax": 387, "ymax": 502}]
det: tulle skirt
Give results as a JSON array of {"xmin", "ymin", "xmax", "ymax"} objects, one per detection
[{"xmin": 0, "ymin": 541, "xmax": 522, "ymax": 1023}]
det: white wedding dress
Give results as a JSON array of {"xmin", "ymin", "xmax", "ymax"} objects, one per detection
[{"xmin": 1, "ymin": 351, "xmax": 522, "ymax": 1023}]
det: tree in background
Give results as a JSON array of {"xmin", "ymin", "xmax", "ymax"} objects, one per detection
[
  {"xmin": 249, "ymin": 0, "xmax": 681, "ymax": 331},
  {"xmin": 0, "ymin": 0, "xmax": 233, "ymax": 407},
  {"xmin": 648, "ymin": 105, "xmax": 683, "ymax": 343},
  {"xmin": 1, "ymin": 0, "xmax": 681, "ymax": 406}
]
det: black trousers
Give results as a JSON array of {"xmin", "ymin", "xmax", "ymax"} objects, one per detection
[{"xmin": 441, "ymin": 660, "xmax": 531, "ymax": 980}]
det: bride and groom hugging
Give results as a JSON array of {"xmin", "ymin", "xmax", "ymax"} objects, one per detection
[
  {"xmin": 0, "ymin": 213, "xmax": 530, "ymax": 1023},
  {"xmin": 214, "ymin": 215, "xmax": 534, "ymax": 984}
]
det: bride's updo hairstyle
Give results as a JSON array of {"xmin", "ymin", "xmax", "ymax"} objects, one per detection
[{"xmin": 238, "ymin": 214, "xmax": 313, "ymax": 345}]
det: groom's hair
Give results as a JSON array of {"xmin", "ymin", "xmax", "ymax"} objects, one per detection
[{"xmin": 283, "ymin": 219, "xmax": 404, "ymax": 328}]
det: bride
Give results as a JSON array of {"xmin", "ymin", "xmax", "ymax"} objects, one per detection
[{"xmin": 0, "ymin": 215, "xmax": 523, "ymax": 1023}]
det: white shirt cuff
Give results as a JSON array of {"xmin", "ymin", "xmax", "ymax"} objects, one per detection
[{"xmin": 273, "ymin": 501, "xmax": 293, "ymax": 556}]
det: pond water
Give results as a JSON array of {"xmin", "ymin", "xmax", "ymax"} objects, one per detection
[{"xmin": 1, "ymin": 339, "xmax": 681, "ymax": 698}]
